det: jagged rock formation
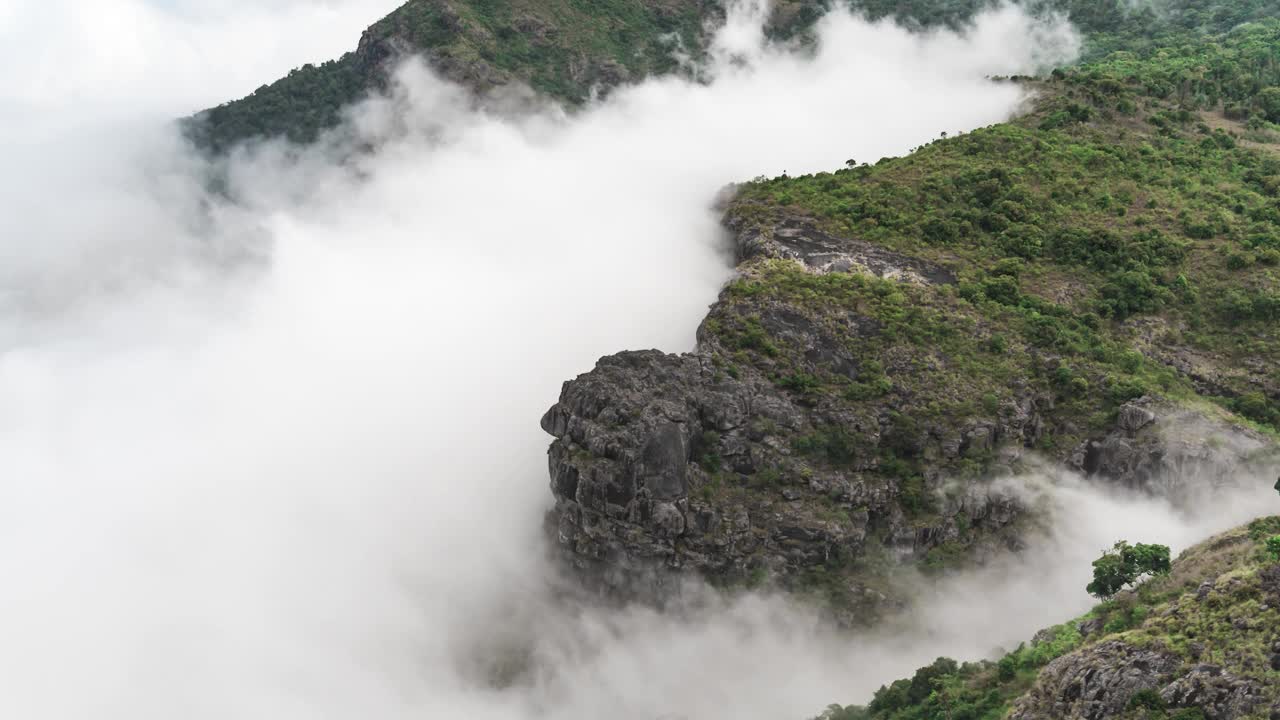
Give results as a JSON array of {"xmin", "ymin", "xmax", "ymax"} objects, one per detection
[
  {"xmin": 1007, "ymin": 643, "xmax": 1279, "ymax": 719},
  {"xmin": 1007, "ymin": 640, "xmax": 1184, "ymax": 720},
  {"xmin": 540, "ymin": 214, "xmax": 1041, "ymax": 621},
  {"xmin": 728, "ymin": 214, "xmax": 960, "ymax": 284},
  {"xmin": 541, "ymin": 202, "xmax": 1276, "ymax": 621},
  {"xmin": 541, "ymin": 348, "xmax": 1025, "ymax": 619},
  {"xmin": 1068, "ymin": 395, "xmax": 1275, "ymax": 501}
]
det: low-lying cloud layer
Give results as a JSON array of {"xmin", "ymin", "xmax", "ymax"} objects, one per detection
[{"xmin": 4, "ymin": 3, "xmax": 1273, "ymax": 719}]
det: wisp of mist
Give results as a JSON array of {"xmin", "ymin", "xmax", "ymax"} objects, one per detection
[{"xmin": 1, "ymin": 2, "xmax": 1274, "ymax": 719}]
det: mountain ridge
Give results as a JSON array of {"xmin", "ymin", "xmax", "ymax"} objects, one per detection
[{"xmin": 185, "ymin": 0, "xmax": 1280, "ymax": 152}]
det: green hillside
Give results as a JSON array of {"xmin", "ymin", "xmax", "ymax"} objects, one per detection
[
  {"xmin": 817, "ymin": 518, "xmax": 1280, "ymax": 720},
  {"xmin": 185, "ymin": 0, "xmax": 713, "ymax": 150},
  {"xmin": 725, "ymin": 19, "xmax": 1280, "ymax": 436},
  {"xmin": 187, "ymin": 0, "xmax": 1280, "ymax": 151}
]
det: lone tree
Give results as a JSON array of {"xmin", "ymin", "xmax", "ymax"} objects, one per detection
[
  {"xmin": 1087, "ymin": 541, "xmax": 1172, "ymax": 599},
  {"xmin": 1267, "ymin": 536, "xmax": 1280, "ymax": 562}
]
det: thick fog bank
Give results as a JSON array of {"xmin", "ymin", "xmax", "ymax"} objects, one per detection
[
  {"xmin": 510, "ymin": 462, "xmax": 1280, "ymax": 719},
  {"xmin": 5, "ymin": 3, "xmax": 1271, "ymax": 720}
]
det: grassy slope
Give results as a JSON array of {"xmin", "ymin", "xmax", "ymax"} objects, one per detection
[
  {"xmin": 817, "ymin": 517, "xmax": 1280, "ymax": 720},
  {"xmin": 723, "ymin": 20, "xmax": 1280, "ymax": 437},
  {"xmin": 736, "ymin": 18, "xmax": 1280, "ymax": 718}
]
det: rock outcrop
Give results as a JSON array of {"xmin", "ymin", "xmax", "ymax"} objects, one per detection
[
  {"xmin": 1008, "ymin": 641, "xmax": 1182, "ymax": 720},
  {"xmin": 726, "ymin": 213, "xmax": 959, "ymax": 285},
  {"xmin": 542, "ymin": 349, "xmax": 1024, "ymax": 620},
  {"xmin": 1159, "ymin": 664, "xmax": 1269, "ymax": 720},
  {"xmin": 1008, "ymin": 647, "xmax": 1275, "ymax": 720},
  {"xmin": 1068, "ymin": 395, "xmax": 1274, "ymax": 501},
  {"xmin": 540, "ymin": 208, "xmax": 1276, "ymax": 621}
]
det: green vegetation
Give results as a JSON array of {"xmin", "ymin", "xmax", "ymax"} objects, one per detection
[
  {"xmin": 703, "ymin": 22, "xmax": 1280, "ymax": 609},
  {"xmin": 191, "ymin": 0, "xmax": 1280, "ymax": 150},
  {"xmin": 812, "ymin": 621, "xmax": 1089, "ymax": 720},
  {"xmin": 817, "ymin": 518, "xmax": 1280, "ymax": 720},
  {"xmin": 187, "ymin": 0, "xmax": 708, "ymax": 149},
  {"xmin": 764, "ymin": 0, "xmax": 1280, "ymax": 55},
  {"xmin": 728, "ymin": 20, "xmax": 1280, "ymax": 434},
  {"xmin": 187, "ymin": 58, "xmax": 367, "ymax": 149},
  {"xmin": 1087, "ymin": 541, "xmax": 1172, "ymax": 599}
]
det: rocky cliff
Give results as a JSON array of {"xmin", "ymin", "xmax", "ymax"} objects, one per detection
[
  {"xmin": 539, "ymin": 24, "xmax": 1280, "ymax": 618},
  {"xmin": 541, "ymin": 192, "xmax": 1277, "ymax": 622}
]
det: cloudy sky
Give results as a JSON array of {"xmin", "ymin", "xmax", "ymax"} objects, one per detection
[{"xmin": 0, "ymin": 0, "xmax": 401, "ymax": 120}]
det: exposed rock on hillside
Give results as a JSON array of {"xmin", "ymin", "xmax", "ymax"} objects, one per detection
[
  {"xmin": 822, "ymin": 518, "xmax": 1280, "ymax": 720},
  {"xmin": 541, "ymin": 198, "xmax": 1276, "ymax": 620},
  {"xmin": 1006, "ymin": 523, "xmax": 1280, "ymax": 720},
  {"xmin": 542, "ymin": 348, "xmax": 1025, "ymax": 620},
  {"xmin": 540, "ymin": 34, "xmax": 1280, "ymax": 618},
  {"xmin": 1007, "ymin": 640, "xmax": 1183, "ymax": 720},
  {"xmin": 726, "ymin": 213, "xmax": 959, "ymax": 285},
  {"xmin": 1069, "ymin": 396, "xmax": 1274, "ymax": 501}
]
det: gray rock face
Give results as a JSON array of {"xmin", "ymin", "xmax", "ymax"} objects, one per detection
[
  {"xmin": 540, "ymin": 349, "xmax": 1023, "ymax": 620},
  {"xmin": 1260, "ymin": 564, "xmax": 1280, "ymax": 605},
  {"xmin": 1007, "ymin": 643, "xmax": 1276, "ymax": 720},
  {"xmin": 726, "ymin": 213, "xmax": 958, "ymax": 285},
  {"xmin": 1008, "ymin": 641, "xmax": 1181, "ymax": 720},
  {"xmin": 1068, "ymin": 397, "xmax": 1271, "ymax": 500},
  {"xmin": 538, "ymin": 209, "xmax": 1279, "ymax": 617},
  {"xmin": 1160, "ymin": 665, "xmax": 1267, "ymax": 720},
  {"xmin": 1076, "ymin": 617, "xmax": 1105, "ymax": 638}
]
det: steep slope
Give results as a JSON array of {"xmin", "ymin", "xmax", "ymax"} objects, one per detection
[
  {"xmin": 183, "ymin": 0, "xmax": 717, "ymax": 150},
  {"xmin": 817, "ymin": 517, "xmax": 1280, "ymax": 720},
  {"xmin": 187, "ymin": 0, "xmax": 1280, "ymax": 151},
  {"xmin": 540, "ymin": 22, "xmax": 1280, "ymax": 621}
]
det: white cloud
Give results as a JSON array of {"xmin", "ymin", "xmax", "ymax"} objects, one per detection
[
  {"xmin": 0, "ymin": 0, "xmax": 402, "ymax": 118},
  {"xmin": 5, "ymin": 4, "xmax": 1264, "ymax": 720}
]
